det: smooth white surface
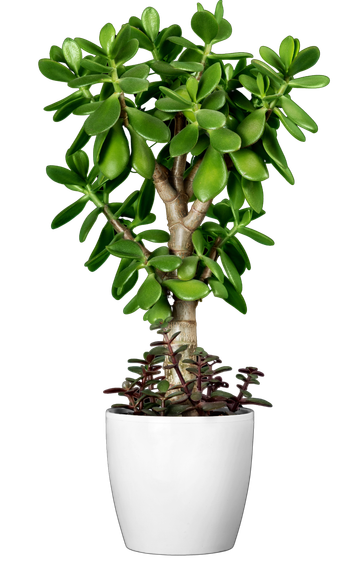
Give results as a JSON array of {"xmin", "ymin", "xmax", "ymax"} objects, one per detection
[{"xmin": 106, "ymin": 409, "xmax": 254, "ymax": 555}]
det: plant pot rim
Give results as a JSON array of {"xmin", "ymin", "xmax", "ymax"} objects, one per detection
[{"xmin": 106, "ymin": 407, "xmax": 254, "ymax": 423}]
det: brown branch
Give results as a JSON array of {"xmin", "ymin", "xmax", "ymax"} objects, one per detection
[
  {"xmin": 200, "ymin": 237, "xmax": 222, "ymax": 281},
  {"xmin": 103, "ymin": 205, "xmax": 150, "ymax": 258},
  {"xmin": 118, "ymin": 92, "xmax": 129, "ymax": 127},
  {"xmin": 170, "ymin": 113, "xmax": 187, "ymax": 194},
  {"xmin": 183, "ymin": 198, "xmax": 212, "ymax": 232},
  {"xmin": 153, "ymin": 161, "xmax": 177, "ymax": 203},
  {"xmin": 184, "ymin": 158, "xmax": 203, "ymax": 199}
]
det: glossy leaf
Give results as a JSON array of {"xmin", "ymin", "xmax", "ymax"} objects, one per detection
[
  {"xmin": 74, "ymin": 37, "xmax": 106, "ymax": 57},
  {"xmin": 246, "ymin": 397, "xmax": 272, "ymax": 407},
  {"xmin": 163, "ymin": 279, "xmax": 210, "ymax": 301},
  {"xmin": 51, "ymin": 196, "xmax": 89, "ymax": 229},
  {"xmin": 115, "ymin": 39, "xmax": 139, "ymax": 66},
  {"xmin": 193, "ymin": 146, "xmax": 228, "ymax": 202},
  {"xmin": 156, "ymin": 97, "xmax": 191, "ymax": 112},
  {"xmin": 288, "ymin": 46, "xmax": 320, "ymax": 76},
  {"xmin": 259, "ymin": 46, "xmax": 285, "ymax": 73},
  {"xmin": 212, "ymin": 18, "xmax": 232, "ymax": 43},
  {"xmin": 84, "ymin": 93, "xmax": 120, "ymax": 135},
  {"xmin": 279, "ymin": 36, "xmax": 294, "ymax": 71},
  {"xmin": 141, "ymin": 6, "xmax": 160, "ymax": 42},
  {"xmin": 280, "ymin": 96, "xmax": 318, "ymax": 133},
  {"xmin": 145, "ymin": 294, "xmax": 172, "ymax": 324},
  {"xmin": 148, "ymin": 255, "xmax": 182, "ymax": 272},
  {"xmin": 113, "ymin": 268, "xmax": 139, "ymax": 301},
  {"xmin": 99, "ymin": 121, "xmax": 130, "ymax": 180},
  {"xmin": 201, "ymin": 256, "xmax": 223, "ymax": 282},
  {"xmin": 208, "ymin": 278, "xmax": 228, "ymax": 299},
  {"xmin": 121, "ymin": 64, "xmax": 150, "ymax": 80},
  {"xmin": 79, "ymin": 208, "xmax": 102, "ymax": 242},
  {"xmin": 62, "ymin": 38, "xmax": 82, "ymax": 74},
  {"xmin": 191, "ymin": 10, "xmax": 219, "ymax": 44},
  {"xmin": 213, "ymin": 202, "xmax": 233, "ymax": 226},
  {"xmin": 274, "ymin": 109, "xmax": 306, "ymax": 142},
  {"xmin": 177, "ymin": 256, "xmax": 199, "ymax": 280},
  {"xmin": 79, "ymin": 59, "xmax": 111, "ymax": 73},
  {"xmin": 238, "ymin": 74, "xmax": 260, "ymax": 96},
  {"xmin": 270, "ymin": 159, "xmax": 295, "ymax": 185},
  {"xmin": 229, "ymin": 236, "xmax": 251, "ymax": 270},
  {"xmin": 171, "ymin": 61, "xmax": 203, "ymax": 72},
  {"xmin": 119, "ymin": 77, "xmax": 148, "ymax": 94},
  {"xmin": 288, "ymin": 75, "xmax": 330, "ymax": 89},
  {"xmin": 49, "ymin": 45, "xmax": 66, "ymax": 63},
  {"xmin": 209, "ymin": 127, "xmax": 241, "ymax": 153},
  {"xmin": 129, "ymin": 127, "xmax": 155, "ymax": 179},
  {"xmin": 53, "ymin": 97, "xmax": 88, "ymax": 121},
  {"xmin": 137, "ymin": 274, "xmax": 162, "ymax": 310},
  {"xmin": 99, "ymin": 23, "xmax": 115, "ymax": 57},
  {"xmin": 73, "ymin": 101, "xmax": 103, "ymax": 116},
  {"xmin": 236, "ymin": 108, "xmax": 267, "ymax": 147},
  {"xmin": 85, "ymin": 222, "xmax": 114, "ymax": 272},
  {"xmin": 208, "ymin": 52, "xmax": 253, "ymax": 60},
  {"xmin": 38, "ymin": 59, "xmax": 75, "ymax": 82},
  {"xmin": 192, "ymin": 230, "xmax": 205, "ymax": 256},
  {"xmin": 197, "ymin": 63, "xmax": 221, "ymax": 101},
  {"xmin": 251, "ymin": 59, "xmax": 284, "ymax": 84},
  {"xmin": 66, "ymin": 150, "xmax": 89, "ymax": 179},
  {"xmin": 107, "ymin": 239, "xmax": 145, "ymax": 259},
  {"xmin": 137, "ymin": 229, "xmax": 169, "ymax": 243},
  {"xmin": 241, "ymin": 178, "xmax": 263, "ymax": 213},
  {"xmin": 201, "ymin": 90, "xmax": 226, "ymax": 111},
  {"xmin": 196, "ymin": 109, "xmax": 225, "ymax": 130},
  {"xmin": 129, "ymin": 25, "xmax": 153, "ymax": 51},
  {"xmin": 46, "ymin": 165, "xmax": 84, "ymax": 185},
  {"xmin": 44, "ymin": 91, "xmax": 83, "ymax": 111},
  {"xmin": 262, "ymin": 124, "xmax": 287, "ymax": 169},
  {"xmin": 170, "ymin": 124, "xmax": 199, "ymax": 157},
  {"xmin": 229, "ymin": 149, "xmax": 269, "ymax": 182},
  {"xmin": 113, "ymin": 261, "xmax": 141, "ymax": 289},
  {"xmin": 237, "ymin": 227, "xmax": 274, "ymax": 245},
  {"xmin": 191, "ymin": 133, "xmax": 210, "ymax": 156},
  {"xmin": 68, "ymin": 74, "xmax": 110, "ymax": 88},
  {"xmin": 127, "ymin": 107, "xmax": 170, "ymax": 143},
  {"xmin": 218, "ymin": 249, "xmax": 242, "ymax": 293},
  {"xmin": 137, "ymin": 179, "xmax": 155, "ymax": 220},
  {"xmin": 93, "ymin": 130, "xmax": 109, "ymax": 162},
  {"xmin": 114, "ymin": 191, "xmax": 139, "ymax": 218},
  {"xmin": 231, "ymin": 91, "xmax": 254, "ymax": 112},
  {"xmin": 222, "ymin": 276, "xmax": 247, "ymax": 313},
  {"xmin": 227, "ymin": 171, "xmax": 244, "ymax": 210}
]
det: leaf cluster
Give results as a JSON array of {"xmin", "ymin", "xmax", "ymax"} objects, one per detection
[{"xmin": 103, "ymin": 319, "xmax": 272, "ymax": 416}]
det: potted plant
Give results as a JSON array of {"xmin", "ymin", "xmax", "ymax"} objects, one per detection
[{"xmin": 38, "ymin": 0, "xmax": 330, "ymax": 556}]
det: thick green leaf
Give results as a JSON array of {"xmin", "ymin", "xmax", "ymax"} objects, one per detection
[
  {"xmin": 229, "ymin": 149, "xmax": 269, "ymax": 182},
  {"xmin": 170, "ymin": 123, "xmax": 199, "ymax": 157},
  {"xmin": 129, "ymin": 127, "xmax": 155, "ymax": 179},
  {"xmin": 99, "ymin": 23, "xmax": 115, "ymax": 57},
  {"xmin": 84, "ymin": 93, "xmax": 120, "ymax": 135},
  {"xmin": 113, "ymin": 260, "xmax": 141, "ymax": 288},
  {"xmin": 99, "ymin": 121, "xmax": 130, "ymax": 180},
  {"xmin": 227, "ymin": 171, "xmax": 244, "ymax": 210},
  {"xmin": 68, "ymin": 74, "xmax": 110, "ymax": 88},
  {"xmin": 38, "ymin": 59, "xmax": 75, "ymax": 82},
  {"xmin": 168, "ymin": 36, "xmax": 198, "ymax": 49},
  {"xmin": 196, "ymin": 109, "xmax": 225, "ymax": 130},
  {"xmin": 148, "ymin": 255, "xmax": 182, "ymax": 272},
  {"xmin": 213, "ymin": 202, "xmax": 233, "ymax": 226},
  {"xmin": 79, "ymin": 208, "xmax": 102, "ymax": 242},
  {"xmin": 158, "ymin": 380, "xmax": 170, "ymax": 393},
  {"xmin": 193, "ymin": 146, "xmax": 228, "ymax": 202},
  {"xmin": 236, "ymin": 108, "xmax": 267, "ymax": 147},
  {"xmin": 137, "ymin": 229, "xmax": 169, "ymax": 243},
  {"xmin": 251, "ymin": 59, "xmax": 284, "ymax": 84},
  {"xmin": 46, "ymin": 165, "xmax": 84, "ymax": 185},
  {"xmin": 73, "ymin": 101, "xmax": 103, "ymax": 116},
  {"xmin": 208, "ymin": 278, "xmax": 228, "ymax": 299},
  {"xmin": 114, "ymin": 191, "xmax": 139, "ymax": 218},
  {"xmin": 119, "ymin": 77, "xmax": 149, "ymax": 94},
  {"xmin": 74, "ymin": 37, "xmax": 106, "ymax": 57},
  {"xmin": 53, "ymin": 97, "xmax": 88, "ymax": 121},
  {"xmin": 115, "ymin": 39, "xmax": 139, "ymax": 66},
  {"xmin": 67, "ymin": 126, "xmax": 91, "ymax": 156},
  {"xmin": 201, "ymin": 256, "xmax": 223, "ymax": 282},
  {"xmin": 107, "ymin": 239, "xmax": 145, "ymax": 259},
  {"xmin": 85, "ymin": 222, "xmax": 114, "ymax": 271},
  {"xmin": 121, "ymin": 63, "xmax": 150, "ymax": 80},
  {"xmin": 171, "ymin": 61, "xmax": 203, "ymax": 72},
  {"xmin": 192, "ymin": 230, "xmax": 205, "ymax": 256},
  {"xmin": 280, "ymin": 96, "xmax": 318, "ymax": 133},
  {"xmin": 274, "ymin": 109, "xmax": 306, "ymax": 141},
  {"xmin": 113, "ymin": 267, "xmax": 139, "ymax": 300},
  {"xmin": 159, "ymin": 86, "xmax": 192, "ymax": 105},
  {"xmin": 44, "ymin": 90, "xmax": 83, "ymax": 111},
  {"xmin": 238, "ymin": 74, "xmax": 260, "ymax": 96},
  {"xmin": 156, "ymin": 97, "xmax": 191, "ymax": 112},
  {"xmin": 129, "ymin": 25, "xmax": 153, "ymax": 51},
  {"xmin": 241, "ymin": 178, "xmax": 263, "ymax": 213},
  {"xmin": 66, "ymin": 150, "xmax": 89, "ymax": 179},
  {"xmin": 288, "ymin": 75, "xmax": 330, "ymax": 89},
  {"xmin": 163, "ymin": 279, "xmax": 210, "ymax": 301},
  {"xmin": 262, "ymin": 124, "xmax": 287, "ymax": 169},
  {"xmin": 79, "ymin": 59, "xmax": 112, "ymax": 73},
  {"xmin": 186, "ymin": 77, "xmax": 199, "ymax": 102},
  {"xmin": 127, "ymin": 107, "xmax": 170, "ymax": 143},
  {"xmin": 145, "ymin": 294, "xmax": 172, "ymax": 323},
  {"xmin": 49, "ymin": 45, "xmax": 66, "ymax": 63},
  {"xmin": 191, "ymin": 10, "xmax": 219, "ymax": 44},
  {"xmin": 279, "ymin": 36, "xmax": 294, "ymax": 71},
  {"xmin": 62, "ymin": 38, "xmax": 82, "ymax": 74},
  {"xmin": 229, "ymin": 236, "xmax": 251, "ymax": 270},
  {"xmin": 210, "ymin": 127, "xmax": 241, "ymax": 153},
  {"xmin": 237, "ymin": 226, "xmax": 274, "ymax": 245},
  {"xmin": 137, "ymin": 274, "xmax": 162, "ymax": 310},
  {"xmin": 51, "ymin": 196, "xmax": 89, "ymax": 229},
  {"xmin": 222, "ymin": 276, "xmax": 247, "ymax": 313},
  {"xmin": 137, "ymin": 179, "xmax": 155, "ymax": 220},
  {"xmin": 177, "ymin": 256, "xmax": 199, "ymax": 280},
  {"xmin": 208, "ymin": 52, "xmax": 253, "ymax": 61},
  {"xmin": 288, "ymin": 46, "xmax": 320, "ymax": 76},
  {"xmin": 218, "ymin": 249, "xmax": 242, "ymax": 292},
  {"xmin": 191, "ymin": 133, "xmax": 210, "ymax": 156},
  {"xmin": 197, "ymin": 63, "xmax": 222, "ymax": 101},
  {"xmin": 259, "ymin": 46, "xmax": 285, "ymax": 73},
  {"xmin": 230, "ymin": 91, "xmax": 254, "ymax": 113},
  {"xmin": 270, "ymin": 159, "xmax": 295, "ymax": 185},
  {"xmin": 141, "ymin": 6, "xmax": 160, "ymax": 42},
  {"xmin": 201, "ymin": 90, "xmax": 226, "ymax": 110},
  {"xmin": 212, "ymin": 18, "xmax": 232, "ymax": 43}
]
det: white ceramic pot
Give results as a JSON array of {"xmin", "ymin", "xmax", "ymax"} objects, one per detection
[{"xmin": 106, "ymin": 407, "xmax": 254, "ymax": 555}]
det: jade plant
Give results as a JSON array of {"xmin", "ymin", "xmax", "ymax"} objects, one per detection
[{"xmin": 38, "ymin": 1, "xmax": 329, "ymax": 406}]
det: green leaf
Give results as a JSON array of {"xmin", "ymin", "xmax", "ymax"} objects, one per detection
[
  {"xmin": 218, "ymin": 249, "xmax": 242, "ymax": 293},
  {"xmin": 191, "ymin": 133, "xmax": 210, "ymax": 156},
  {"xmin": 191, "ymin": 10, "xmax": 219, "ymax": 44},
  {"xmin": 115, "ymin": 39, "xmax": 139, "ymax": 67},
  {"xmin": 262, "ymin": 124, "xmax": 287, "ymax": 169},
  {"xmin": 145, "ymin": 294, "xmax": 172, "ymax": 323},
  {"xmin": 212, "ymin": 18, "xmax": 232, "ymax": 43},
  {"xmin": 73, "ymin": 101, "xmax": 102, "ymax": 116},
  {"xmin": 274, "ymin": 108, "xmax": 306, "ymax": 142},
  {"xmin": 84, "ymin": 93, "xmax": 120, "ymax": 135},
  {"xmin": 229, "ymin": 149, "xmax": 269, "ymax": 182},
  {"xmin": 214, "ymin": 0, "xmax": 224, "ymax": 23},
  {"xmin": 288, "ymin": 75, "xmax": 330, "ymax": 89},
  {"xmin": 279, "ymin": 36, "xmax": 294, "ymax": 71},
  {"xmin": 119, "ymin": 77, "xmax": 149, "ymax": 94},
  {"xmin": 288, "ymin": 46, "xmax": 320, "ymax": 76},
  {"xmin": 238, "ymin": 74, "xmax": 260, "ymax": 96},
  {"xmin": 222, "ymin": 276, "xmax": 247, "ymax": 313},
  {"xmin": 201, "ymin": 256, "xmax": 223, "ymax": 282},
  {"xmin": 85, "ymin": 222, "xmax": 114, "ymax": 271},
  {"xmin": 270, "ymin": 159, "xmax": 295, "ymax": 185},
  {"xmin": 123, "ymin": 294, "xmax": 141, "ymax": 315},
  {"xmin": 99, "ymin": 121, "xmax": 130, "ymax": 180},
  {"xmin": 208, "ymin": 278, "xmax": 228, "ymax": 299},
  {"xmin": 213, "ymin": 202, "xmax": 233, "ymax": 226},
  {"xmin": 229, "ymin": 236, "xmax": 251, "ymax": 270},
  {"xmin": 51, "ymin": 196, "xmax": 89, "ymax": 229},
  {"xmin": 158, "ymin": 380, "xmax": 170, "ymax": 393},
  {"xmin": 99, "ymin": 23, "xmax": 116, "ymax": 57},
  {"xmin": 209, "ymin": 127, "xmax": 241, "ymax": 153},
  {"xmin": 155, "ymin": 97, "xmax": 191, "ymax": 113},
  {"xmin": 237, "ymin": 226, "xmax": 274, "ymax": 245},
  {"xmin": 136, "ymin": 229, "xmax": 169, "ymax": 243},
  {"xmin": 67, "ymin": 126, "xmax": 91, "ymax": 156},
  {"xmin": 44, "ymin": 91, "xmax": 83, "ymax": 111},
  {"xmin": 246, "ymin": 397, "xmax": 272, "ymax": 407},
  {"xmin": 193, "ymin": 146, "xmax": 228, "ymax": 202},
  {"xmin": 62, "ymin": 38, "xmax": 82, "ymax": 74},
  {"xmin": 208, "ymin": 52, "xmax": 253, "ymax": 61},
  {"xmin": 52, "ymin": 98, "xmax": 88, "ymax": 121},
  {"xmin": 168, "ymin": 36, "xmax": 199, "ymax": 49},
  {"xmin": 74, "ymin": 37, "xmax": 106, "ymax": 57},
  {"xmin": 49, "ymin": 45, "xmax": 66, "ymax": 63},
  {"xmin": 107, "ymin": 239, "xmax": 145, "ymax": 259},
  {"xmin": 113, "ymin": 260, "xmax": 141, "ymax": 288},
  {"xmin": 149, "ymin": 60, "xmax": 186, "ymax": 76},
  {"xmin": 241, "ymin": 178, "xmax": 263, "ymax": 213},
  {"xmin": 197, "ymin": 63, "xmax": 222, "ymax": 101},
  {"xmin": 127, "ymin": 107, "xmax": 170, "ymax": 143},
  {"xmin": 163, "ymin": 279, "xmax": 210, "ymax": 301},
  {"xmin": 121, "ymin": 64, "xmax": 150, "ymax": 80},
  {"xmin": 38, "ymin": 59, "xmax": 75, "ymax": 82},
  {"xmin": 129, "ymin": 26, "xmax": 153, "ymax": 51},
  {"xmin": 227, "ymin": 171, "xmax": 244, "ymax": 210},
  {"xmin": 79, "ymin": 208, "xmax": 102, "ymax": 242},
  {"xmin": 112, "ymin": 258, "xmax": 139, "ymax": 299},
  {"xmin": 169, "ymin": 123, "xmax": 199, "ymax": 157},
  {"xmin": 66, "ymin": 150, "xmax": 89, "ymax": 179},
  {"xmin": 192, "ymin": 230, "xmax": 205, "ymax": 256},
  {"xmin": 236, "ymin": 108, "xmax": 267, "ymax": 147},
  {"xmin": 177, "ymin": 256, "xmax": 199, "ymax": 280},
  {"xmin": 79, "ymin": 59, "xmax": 112, "ymax": 74},
  {"xmin": 137, "ymin": 274, "xmax": 162, "ymax": 310},
  {"xmin": 196, "ymin": 109, "xmax": 225, "ymax": 130},
  {"xmin": 280, "ymin": 96, "xmax": 318, "ymax": 133},
  {"xmin": 129, "ymin": 127, "xmax": 155, "ymax": 179},
  {"xmin": 148, "ymin": 255, "xmax": 182, "ymax": 272},
  {"xmin": 137, "ymin": 179, "xmax": 155, "ymax": 220},
  {"xmin": 46, "ymin": 165, "xmax": 84, "ymax": 185},
  {"xmin": 259, "ymin": 46, "xmax": 285, "ymax": 73},
  {"xmin": 114, "ymin": 191, "xmax": 139, "ymax": 218},
  {"xmin": 231, "ymin": 91, "xmax": 254, "ymax": 112},
  {"xmin": 251, "ymin": 59, "xmax": 284, "ymax": 84},
  {"xmin": 68, "ymin": 74, "xmax": 110, "ymax": 88},
  {"xmin": 201, "ymin": 90, "xmax": 226, "ymax": 111},
  {"xmin": 186, "ymin": 77, "xmax": 199, "ymax": 102},
  {"xmin": 141, "ymin": 6, "xmax": 160, "ymax": 42},
  {"xmin": 159, "ymin": 86, "xmax": 192, "ymax": 105},
  {"xmin": 171, "ymin": 61, "xmax": 203, "ymax": 72}
]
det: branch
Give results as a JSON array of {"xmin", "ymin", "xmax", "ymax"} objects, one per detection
[
  {"xmin": 184, "ymin": 158, "xmax": 202, "ymax": 199},
  {"xmin": 200, "ymin": 237, "xmax": 222, "ymax": 280},
  {"xmin": 153, "ymin": 161, "xmax": 177, "ymax": 203},
  {"xmin": 183, "ymin": 198, "xmax": 212, "ymax": 232},
  {"xmin": 170, "ymin": 113, "xmax": 187, "ymax": 194},
  {"xmin": 103, "ymin": 205, "xmax": 150, "ymax": 258}
]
